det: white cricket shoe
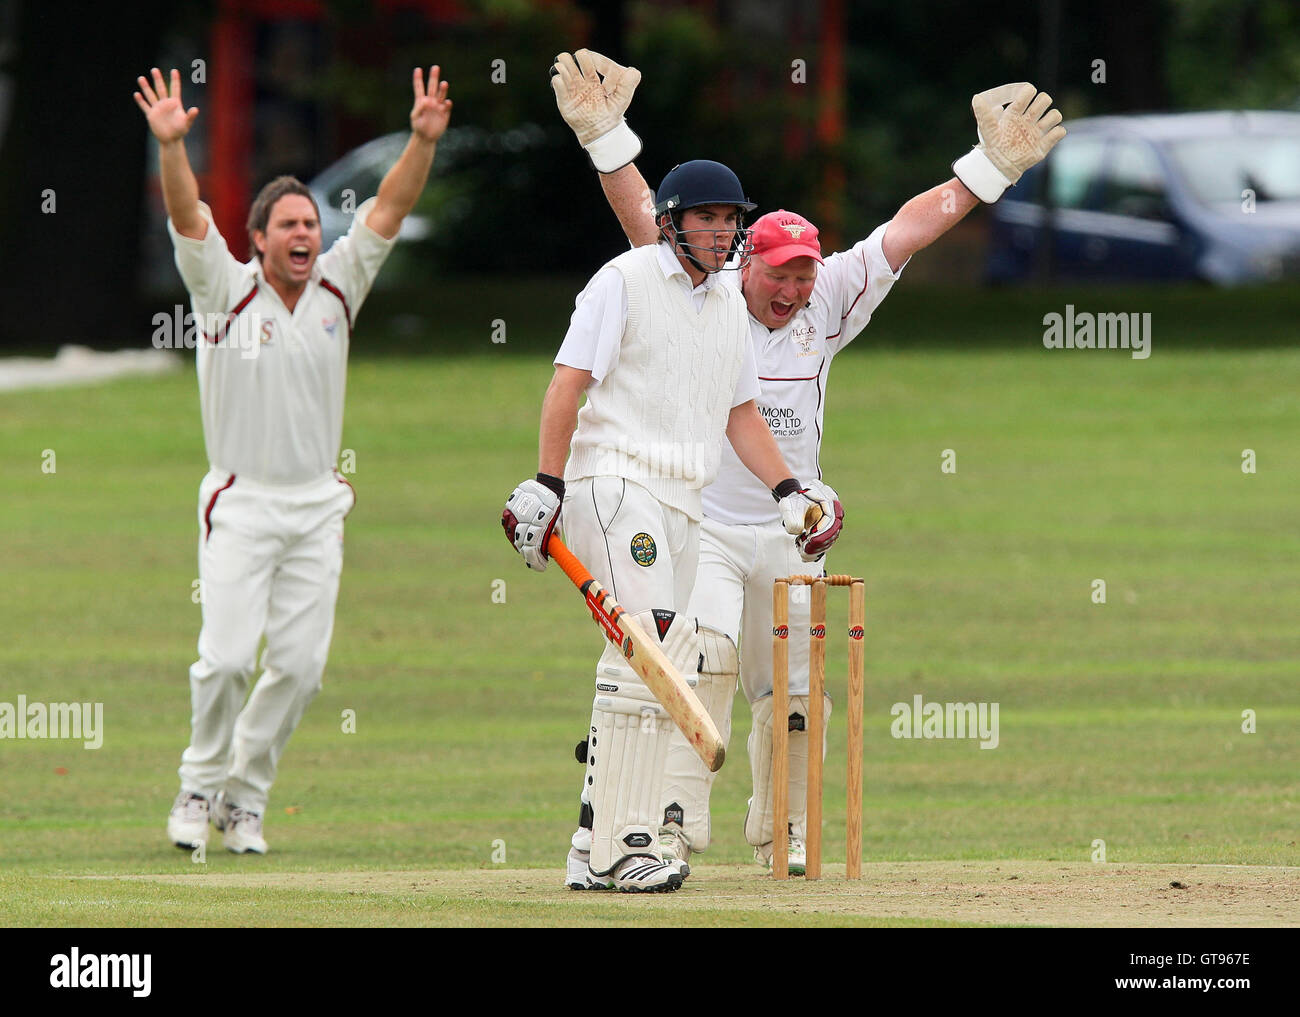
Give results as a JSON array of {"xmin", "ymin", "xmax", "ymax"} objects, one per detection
[
  {"xmin": 167, "ymin": 791, "xmax": 210, "ymax": 849},
  {"xmin": 657, "ymin": 825, "xmax": 692, "ymax": 879},
  {"xmin": 610, "ymin": 855, "xmax": 684, "ymax": 893},
  {"xmin": 220, "ymin": 799, "xmax": 268, "ymax": 855},
  {"xmin": 754, "ymin": 829, "xmax": 807, "ymax": 876}
]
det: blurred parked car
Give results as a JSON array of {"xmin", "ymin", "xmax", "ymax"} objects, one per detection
[
  {"xmin": 986, "ymin": 111, "xmax": 1300, "ymax": 284},
  {"xmin": 308, "ymin": 132, "xmax": 433, "ymax": 248}
]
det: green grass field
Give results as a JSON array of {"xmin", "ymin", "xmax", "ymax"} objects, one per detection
[{"xmin": 2, "ymin": 308, "xmax": 1298, "ymax": 926}]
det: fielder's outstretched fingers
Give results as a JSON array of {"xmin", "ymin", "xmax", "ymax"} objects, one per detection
[{"xmin": 137, "ymin": 73, "xmax": 159, "ymax": 105}]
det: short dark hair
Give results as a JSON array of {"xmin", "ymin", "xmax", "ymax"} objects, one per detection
[{"xmin": 246, "ymin": 176, "xmax": 320, "ymax": 260}]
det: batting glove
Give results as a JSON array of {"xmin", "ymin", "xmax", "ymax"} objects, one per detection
[
  {"xmin": 795, "ymin": 480, "xmax": 844, "ymax": 563},
  {"xmin": 953, "ymin": 82, "xmax": 1066, "ymax": 203},
  {"xmin": 550, "ymin": 48, "xmax": 642, "ymax": 173},
  {"xmin": 502, "ymin": 474, "xmax": 564, "ymax": 571}
]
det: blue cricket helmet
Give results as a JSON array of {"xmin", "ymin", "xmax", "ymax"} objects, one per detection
[
  {"xmin": 653, "ymin": 160, "xmax": 757, "ymax": 217},
  {"xmin": 653, "ymin": 160, "xmax": 756, "ymax": 272}
]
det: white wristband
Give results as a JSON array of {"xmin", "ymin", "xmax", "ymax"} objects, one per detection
[
  {"xmin": 583, "ymin": 120, "xmax": 643, "ymax": 174},
  {"xmin": 952, "ymin": 147, "xmax": 1013, "ymax": 203}
]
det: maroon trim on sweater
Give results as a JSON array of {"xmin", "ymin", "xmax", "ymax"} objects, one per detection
[
  {"xmin": 205, "ymin": 285, "xmax": 259, "ymax": 344},
  {"xmin": 824, "ymin": 251, "xmax": 870, "ymax": 345},
  {"xmin": 319, "ymin": 278, "xmax": 352, "ymax": 338}
]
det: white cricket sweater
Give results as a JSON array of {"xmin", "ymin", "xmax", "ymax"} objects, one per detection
[{"xmin": 566, "ymin": 244, "xmax": 750, "ymax": 520}]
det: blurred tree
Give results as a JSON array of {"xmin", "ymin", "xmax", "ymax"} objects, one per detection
[
  {"xmin": 1166, "ymin": 0, "xmax": 1300, "ymax": 110},
  {"xmin": 0, "ymin": 1, "xmax": 179, "ymax": 349}
]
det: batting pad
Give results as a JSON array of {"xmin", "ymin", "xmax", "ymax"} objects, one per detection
[
  {"xmin": 586, "ymin": 678, "xmax": 673, "ymax": 876},
  {"xmin": 744, "ymin": 692, "xmax": 833, "ymax": 848},
  {"xmin": 659, "ymin": 624, "xmax": 738, "ymax": 850}
]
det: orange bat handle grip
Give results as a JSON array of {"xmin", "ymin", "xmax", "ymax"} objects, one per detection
[{"xmin": 546, "ymin": 534, "xmax": 590, "ymax": 589}]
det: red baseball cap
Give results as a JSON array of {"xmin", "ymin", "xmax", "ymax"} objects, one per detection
[{"xmin": 749, "ymin": 210, "xmax": 824, "ymax": 265}]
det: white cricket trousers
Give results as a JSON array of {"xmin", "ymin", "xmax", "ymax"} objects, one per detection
[
  {"xmin": 562, "ymin": 477, "xmax": 699, "ymax": 866},
  {"xmin": 178, "ymin": 467, "xmax": 354, "ymax": 813},
  {"xmin": 691, "ymin": 515, "xmax": 815, "ymax": 704},
  {"xmin": 656, "ymin": 514, "xmax": 820, "ymax": 849}
]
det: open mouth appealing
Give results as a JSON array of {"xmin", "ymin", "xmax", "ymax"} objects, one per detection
[
  {"xmin": 289, "ymin": 246, "xmax": 311, "ymax": 269},
  {"xmin": 771, "ymin": 301, "xmax": 795, "ymax": 320}
]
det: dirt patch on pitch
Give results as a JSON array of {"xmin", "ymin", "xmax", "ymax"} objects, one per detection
[{"xmin": 89, "ymin": 861, "xmax": 1299, "ymax": 927}]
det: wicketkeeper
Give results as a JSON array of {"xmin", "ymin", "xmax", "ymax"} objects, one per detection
[{"xmin": 550, "ymin": 50, "xmax": 1065, "ymax": 875}]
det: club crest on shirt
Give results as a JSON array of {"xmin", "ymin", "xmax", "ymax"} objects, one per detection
[
  {"xmin": 322, "ymin": 315, "xmax": 339, "ymax": 338},
  {"xmin": 791, "ymin": 324, "xmax": 817, "ymax": 356},
  {"xmin": 259, "ymin": 320, "xmax": 275, "ymax": 345},
  {"xmin": 630, "ymin": 532, "xmax": 657, "ymax": 567}
]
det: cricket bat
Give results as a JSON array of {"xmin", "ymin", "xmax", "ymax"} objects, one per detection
[{"xmin": 546, "ymin": 534, "xmax": 726, "ymax": 772}]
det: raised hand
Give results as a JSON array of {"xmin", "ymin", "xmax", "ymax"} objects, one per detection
[
  {"xmin": 971, "ymin": 82, "xmax": 1066, "ymax": 185},
  {"xmin": 133, "ymin": 67, "xmax": 199, "ymax": 144},
  {"xmin": 410, "ymin": 66, "xmax": 453, "ymax": 143},
  {"xmin": 953, "ymin": 81, "xmax": 1066, "ymax": 203},
  {"xmin": 551, "ymin": 49, "xmax": 641, "ymax": 146}
]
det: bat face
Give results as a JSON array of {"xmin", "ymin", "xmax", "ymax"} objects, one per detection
[{"xmin": 550, "ymin": 535, "xmax": 726, "ymax": 773}]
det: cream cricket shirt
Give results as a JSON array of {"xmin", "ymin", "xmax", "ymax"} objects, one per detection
[
  {"xmin": 555, "ymin": 242, "xmax": 761, "ymax": 521},
  {"xmin": 704, "ymin": 222, "xmax": 906, "ymax": 525},
  {"xmin": 167, "ymin": 199, "xmax": 395, "ymax": 485}
]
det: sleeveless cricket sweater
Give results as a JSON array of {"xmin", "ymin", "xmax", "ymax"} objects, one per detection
[{"xmin": 566, "ymin": 245, "xmax": 749, "ymax": 520}]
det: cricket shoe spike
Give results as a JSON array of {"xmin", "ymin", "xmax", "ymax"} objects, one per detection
[
  {"xmin": 167, "ymin": 791, "xmax": 210, "ymax": 849},
  {"xmin": 222, "ymin": 803, "xmax": 268, "ymax": 854},
  {"xmin": 610, "ymin": 855, "xmax": 684, "ymax": 893}
]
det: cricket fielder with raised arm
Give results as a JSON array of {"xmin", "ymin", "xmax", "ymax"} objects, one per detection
[
  {"xmin": 502, "ymin": 140, "xmax": 838, "ymax": 891},
  {"xmin": 138, "ymin": 65, "xmax": 452, "ymax": 854},
  {"xmin": 550, "ymin": 50, "xmax": 1065, "ymax": 875}
]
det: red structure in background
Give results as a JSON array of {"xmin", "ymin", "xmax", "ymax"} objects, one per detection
[
  {"xmin": 815, "ymin": 0, "xmax": 844, "ymax": 252},
  {"xmin": 208, "ymin": 7, "xmax": 254, "ymax": 250},
  {"xmin": 202, "ymin": 0, "xmax": 463, "ymax": 248}
]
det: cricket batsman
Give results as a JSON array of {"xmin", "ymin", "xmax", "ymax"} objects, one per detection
[
  {"xmin": 501, "ymin": 112, "xmax": 840, "ymax": 888},
  {"xmin": 550, "ymin": 50, "xmax": 1065, "ymax": 875},
  {"xmin": 140, "ymin": 65, "xmax": 453, "ymax": 853}
]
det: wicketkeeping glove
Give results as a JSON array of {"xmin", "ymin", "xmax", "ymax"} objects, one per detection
[
  {"xmin": 773, "ymin": 479, "xmax": 835, "ymax": 553},
  {"xmin": 953, "ymin": 82, "xmax": 1066, "ymax": 203},
  {"xmin": 550, "ymin": 48, "xmax": 642, "ymax": 173},
  {"xmin": 794, "ymin": 480, "xmax": 844, "ymax": 562},
  {"xmin": 502, "ymin": 474, "xmax": 564, "ymax": 571}
]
